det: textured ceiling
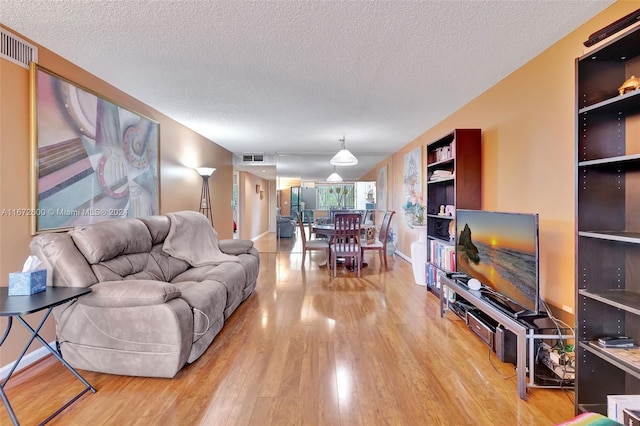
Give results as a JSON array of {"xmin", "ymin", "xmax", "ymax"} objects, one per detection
[{"xmin": 1, "ymin": 0, "xmax": 614, "ymax": 181}]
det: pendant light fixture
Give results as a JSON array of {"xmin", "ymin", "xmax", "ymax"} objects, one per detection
[
  {"xmin": 330, "ymin": 136, "xmax": 358, "ymax": 166},
  {"xmin": 326, "ymin": 165, "xmax": 343, "ymax": 182}
]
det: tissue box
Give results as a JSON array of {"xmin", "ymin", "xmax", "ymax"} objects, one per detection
[{"xmin": 8, "ymin": 269, "xmax": 47, "ymax": 295}]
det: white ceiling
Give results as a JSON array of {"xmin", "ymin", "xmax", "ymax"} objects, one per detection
[{"xmin": 1, "ymin": 0, "xmax": 615, "ymax": 181}]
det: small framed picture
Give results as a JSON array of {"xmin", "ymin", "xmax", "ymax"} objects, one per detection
[{"xmin": 256, "ymin": 184, "xmax": 261, "ymax": 193}]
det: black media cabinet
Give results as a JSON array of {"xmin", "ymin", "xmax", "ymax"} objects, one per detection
[{"xmin": 439, "ymin": 275, "xmax": 574, "ymax": 400}]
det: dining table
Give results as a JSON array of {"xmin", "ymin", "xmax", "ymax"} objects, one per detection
[
  {"xmin": 311, "ymin": 223, "xmax": 375, "ymax": 269},
  {"xmin": 311, "ymin": 223, "xmax": 374, "ymax": 237}
]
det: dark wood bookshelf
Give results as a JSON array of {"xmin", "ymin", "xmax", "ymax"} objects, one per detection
[
  {"xmin": 575, "ymin": 23, "xmax": 640, "ymax": 414},
  {"xmin": 425, "ymin": 129, "xmax": 481, "ymax": 296}
]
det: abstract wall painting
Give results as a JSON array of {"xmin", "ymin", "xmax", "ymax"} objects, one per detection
[
  {"xmin": 30, "ymin": 64, "xmax": 160, "ymax": 233},
  {"xmin": 403, "ymin": 146, "xmax": 422, "ymax": 197}
]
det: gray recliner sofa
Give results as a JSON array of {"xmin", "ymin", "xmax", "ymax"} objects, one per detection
[{"xmin": 29, "ymin": 211, "xmax": 259, "ymax": 378}]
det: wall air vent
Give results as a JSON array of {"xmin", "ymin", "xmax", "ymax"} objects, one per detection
[
  {"xmin": 0, "ymin": 28, "xmax": 38, "ymax": 69},
  {"xmin": 242, "ymin": 153, "xmax": 265, "ymax": 162}
]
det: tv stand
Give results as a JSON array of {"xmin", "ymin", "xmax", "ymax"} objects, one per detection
[{"xmin": 439, "ymin": 276, "xmax": 573, "ymax": 400}]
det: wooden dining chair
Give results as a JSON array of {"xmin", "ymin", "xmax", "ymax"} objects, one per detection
[
  {"xmin": 296, "ymin": 212, "xmax": 329, "ymax": 266},
  {"xmin": 331, "ymin": 213, "xmax": 363, "ymax": 277},
  {"xmin": 361, "ymin": 210, "xmax": 395, "ymax": 267}
]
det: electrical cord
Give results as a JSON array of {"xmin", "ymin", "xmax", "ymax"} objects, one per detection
[
  {"xmin": 539, "ymin": 300, "xmax": 576, "ymax": 394},
  {"xmin": 487, "ymin": 344, "xmax": 518, "ymax": 380}
]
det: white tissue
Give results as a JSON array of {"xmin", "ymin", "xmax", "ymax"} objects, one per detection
[{"xmin": 22, "ymin": 255, "xmax": 42, "ymax": 272}]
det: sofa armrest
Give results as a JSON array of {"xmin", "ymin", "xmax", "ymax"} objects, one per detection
[
  {"xmin": 218, "ymin": 239, "xmax": 254, "ymax": 255},
  {"xmin": 79, "ymin": 280, "xmax": 181, "ymax": 308}
]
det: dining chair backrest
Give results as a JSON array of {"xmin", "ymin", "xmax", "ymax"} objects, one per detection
[
  {"xmin": 297, "ymin": 211, "xmax": 330, "ymax": 267},
  {"xmin": 360, "ymin": 210, "xmax": 396, "ymax": 268},
  {"xmin": 296, "ymin": 212, "xmax": 307, "ymax": 244},
  {"xmin": 329, "ymin": 208, "xmax": 347, "ymax": 224},
  {"xmin": 378, "ymin": 211, "xmax": 395, "ymax": 244},
  {"xmin": 333, "ymin": 213, "xmax": 362, "ymax": 248},
  {"xmin": 332, "ymin": 213, "xmax": 363, "ymax": 277}
]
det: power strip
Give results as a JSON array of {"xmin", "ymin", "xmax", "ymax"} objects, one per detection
[
  {"xmin": 538, "ymin": 344, "xmax": 575, "ymax": 381},
  {"xmin": 539, "ymin": 355, "xmax": 575, "ymax": 381},
  {"xmin": 549, "ymin": 348, "xmax": 575, "ymax": 366}
]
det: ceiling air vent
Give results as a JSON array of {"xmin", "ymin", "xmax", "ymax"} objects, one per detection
[
  {"xmin": 242, "ymin": 153, "xmax": 265, "ymax": 162},
  {"xmin": 0, "ymin": 28, "xmax": 38, "ymax": 69}
]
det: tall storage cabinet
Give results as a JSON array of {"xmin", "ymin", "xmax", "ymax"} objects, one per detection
[
  {"xmin": 425, "ymin": 129, "xmax": 482, "ymax": 297},
  {"xmin": 575, "ymin": 26, "xmax": 640, "ymax": 414}
]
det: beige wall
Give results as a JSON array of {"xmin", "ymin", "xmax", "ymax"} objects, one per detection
[
  {"xmin": 0, "ymin": 25, "xmax": 241, "ymax": 364},
  {"xmin": 372, "ymin": 1, "xmax": 639, "ymax": 313},
  {"xmin": 237, "ymin": 171, "xmax": 270, "ymax": 240}
]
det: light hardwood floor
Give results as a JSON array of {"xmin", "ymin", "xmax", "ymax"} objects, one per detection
[{"xmin": 2, "ymin": 232, "xmax": 575, "ymax": 425}]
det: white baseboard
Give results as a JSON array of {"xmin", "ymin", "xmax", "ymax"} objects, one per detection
[
  {"xmin": 251, "ymin": 231, "xmax": 270, "ymax": 241},
  {"xmin": 0, "ymin": 341, "xmax": 55, "ymax": 380},
  {"xmin": 394, "ymin": 250, "xmax": 411, "ymax": 263}
]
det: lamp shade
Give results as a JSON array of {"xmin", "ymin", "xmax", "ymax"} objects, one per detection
[
  {"xmin": 326, "ymin": 168, "xmax": 343, "ymax": 182},
  {"xmin": 330, "ymin": 137, "xmax": 358, "ymax": 166},
  {"xmin": 195, "ymin": 167, "xmax": 216, "ymax": 177}
]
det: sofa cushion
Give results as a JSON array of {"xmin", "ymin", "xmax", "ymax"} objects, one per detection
[
  {"xmin": 79, "ymin": 280, "xmax": 182, "ymax": 308},
  {"xmin": 91, "ymin": 253, "xmax": 165, "ymax": 282},
  {"xmin": 93, "ymin": 244, "xmax": 191, "ymax": 283},
  {"xmin": 236, "ymin": 248, "xmax": 260, "ymax": 291},
  {"xmin": 149, "ymin": 244, "xmax": 191, "ymax": 281},
  {"xmin": 172, "ymin": 263, "xmax": 246, "ymax": 318},
  {"xmin": 29, "ymin": 232, "xmax": 98, "ymax": 288},
  {"xmin": 140, "ymin": 215, "xmax": 171, "ymax": 245},
  {"xmin": 71, "ymin": 218, "xmax": 152, "ymax": 264},
  {"xmin": 218, "ymin": 239, "xmax": 254, "ymax": 255}
]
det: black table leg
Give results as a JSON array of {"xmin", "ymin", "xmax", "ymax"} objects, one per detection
[{"xmin": 1, "ymin": 308, "xmax": 95, "ymax": 425}]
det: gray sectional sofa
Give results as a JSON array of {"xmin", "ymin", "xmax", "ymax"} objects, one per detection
[{"xmin": 29, "ymin": 211, "xmax": 259, "ymax": 378}]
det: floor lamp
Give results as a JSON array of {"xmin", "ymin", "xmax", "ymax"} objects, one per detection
[{"xmin": 195, "ymin": 167, "xmax": 216, "ymax": 224}]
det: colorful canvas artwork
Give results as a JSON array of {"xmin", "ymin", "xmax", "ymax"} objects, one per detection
[{"xmin": 31, "ymin": 65, "xmax": 160, "ymax": 233}]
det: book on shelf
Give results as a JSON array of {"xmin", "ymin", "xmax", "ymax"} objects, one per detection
[
  {"xmin": 429, "ymin": 240, "xmax": 455, "ymax": 272},
  {"xmin": 427, "ymin": 263, "xmax": 441, "ymax": 288},
  {"xmin": 434, "ymin": 145, "xmax": 452, "ymax": 162}
]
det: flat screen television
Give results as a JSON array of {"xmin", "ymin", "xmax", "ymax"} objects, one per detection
[{"xmin": 455, "ymin": 209, "xmax": 540, "ymax": 316}]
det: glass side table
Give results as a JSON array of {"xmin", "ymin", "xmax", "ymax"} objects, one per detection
[{"xmin": 0, "ymin": 286, "xmax": 96, "ymax": 425}]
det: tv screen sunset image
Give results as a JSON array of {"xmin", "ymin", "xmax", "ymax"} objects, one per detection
[{"xmin": 456, "ymin": 210, "xmax": 538, "ymax": 312}]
